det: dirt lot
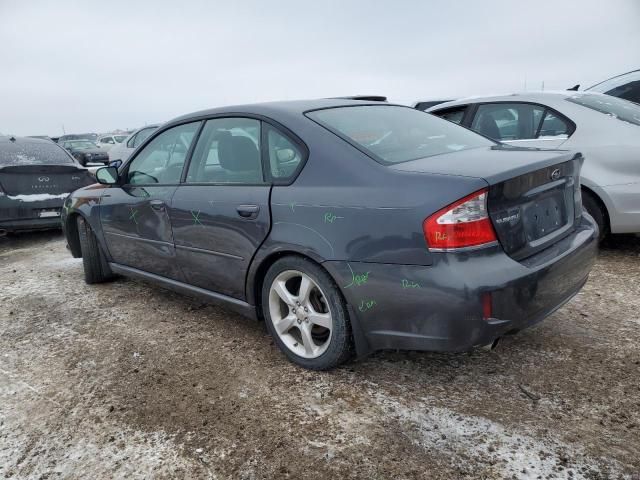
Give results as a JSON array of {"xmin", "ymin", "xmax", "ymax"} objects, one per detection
[{"xmin": 0, "ymin": 231, "xmax": 638, "ymax": 479}]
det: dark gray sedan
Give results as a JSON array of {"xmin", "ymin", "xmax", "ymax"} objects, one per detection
[{"xmin": 61, "ymin": 99, "xmax": 598, "ymax": 370}]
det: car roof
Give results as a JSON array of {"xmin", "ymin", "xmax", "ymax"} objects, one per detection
[
  {"xmin": 425, "ymin": 90, "xmax": 610, "ymax": 111},
  {"xmin": 165, "ymin": 99, "xmax": 406, "ymax": 126}
]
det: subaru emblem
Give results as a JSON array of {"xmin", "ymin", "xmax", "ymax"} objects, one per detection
[{"xmin": 550, "ymin": 169, "xmax": 561, "ymax": 180}]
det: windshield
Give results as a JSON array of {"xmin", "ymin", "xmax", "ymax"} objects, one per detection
[
  {"xmin": 0, "ymin": 142, "xmax": 74, "ymax": 165},
  {"xmin": 65, "ymin": 140, "xmax": 96, "ymax": 149},
  {"xmin": 566, "ymin": 94, "xmax": 640, "ymax": 127},
  {"xmin": 307, "ymin": 105, "xmax": 493, "ymax": 164}
]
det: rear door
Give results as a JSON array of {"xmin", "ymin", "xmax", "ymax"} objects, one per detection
[
  {"xmin": 99, "ymin": 122, "xmax": 200, "ymax": 279},
  {"xmin": 169, "ymin": 117, "xmax": 277, "ymax": 300},
  {"xmin": 469, "ymin": 102, "xmax": 573, "ymax": 149}
]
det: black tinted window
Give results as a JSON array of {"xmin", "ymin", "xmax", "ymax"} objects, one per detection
[
  {"xmin": 186, "ymin": 118, "xmax": 263, "ymax": 184},
  {"xmin": 0, "ymin": 141, "xmax": 74, "ymax": 165},
  {"xmin": 308, "ymin": 105, "xmax": 491, "ymax": 164},
  {"xmin": 588, "ymin": 71, "xmax": 640, "ymax": 104}
]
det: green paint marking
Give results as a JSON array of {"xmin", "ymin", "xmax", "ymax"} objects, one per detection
[
  {"xmin": 401, "ymin": 279, "xmax": 421, "ymax": 289},
  {"xmin": 344, "ymin": 263, "xmax": 370, "ymax": 288},
  {"xmin": 324, "ymin": 212, "xmax": 344, "ymax": 223},
  {"xmin": 128, "ymin": 208, "xmax": 139, "ymax": 224},
  {"xmin": 358, "ymin": 299, "xmax": 377, "ymax": 312},
  {"xmin": 191, "ymin": 210, "xmax": 203, "ymax": 226}
]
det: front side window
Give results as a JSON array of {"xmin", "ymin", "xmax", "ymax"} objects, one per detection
[
  {"xmin": 114, "ymin": 135, "xmax": 127, "ymax": 143},
  {"xmin": 186, "ymin": 118, "xmax": 262, "ymax": 184},
  {"xmin": 567, "ymin": 94, "xmax": 640, "ymax": 127},
  {"xmin": 128, "ymin": 127, "xmax": 157, "ymax": 148},
  {"xmin": 127, "ymin": 122, "xmax": 199, "ymax": 185},
  {"xmin": 307, "ymin": 105, "xmax": 492, "ymax": 165},
  {"xmin": 101, "ymin": 137, "xmax": 115, "ymax": 144},
  {"xmin": 266, "ymin": 126, "xmax": 303, "ymax": 180}
]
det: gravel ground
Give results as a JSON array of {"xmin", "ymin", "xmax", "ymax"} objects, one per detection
[{"xmin": 0, "ymin": 231, "xmax": 639, "ymax": 479}]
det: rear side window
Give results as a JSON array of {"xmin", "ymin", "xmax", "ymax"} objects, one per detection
[
  {"xmin": 471, "ymin": 103, "xmax": 570, "ymax": 141},
  {"xmin": 186, "ymin": 118, "xmax": 263, "ymax": 184},
  {"xmin": 307, "ymin": 105, "xmax": 492, "ymax": 165},
  {"xmin": 266, "ymin": 126, "xmax": 303, "ymax": 181},
  {"xmin": 0, "ymin": 141, "xmax": 74, "ymax": 166},
  {"xmin": 567, "ymin": 94, "xmax": 640, "ymax": 127}
]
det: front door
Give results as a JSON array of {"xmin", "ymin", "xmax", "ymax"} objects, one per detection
[
  {"xmin": 169, "ymin": 117, "xmax": 272, "ymax": 300},
  {"xmin": 100, "ymin": 121, "xmax": 200, "ymax": 279}
]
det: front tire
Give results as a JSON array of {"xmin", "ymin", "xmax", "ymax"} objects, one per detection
[
  {"xmin": 262, "ymin": 256, "xmax": 353, "ymax": 370},
  {"xmin": 77, "ymin": 216, "xmax": 114, "ymax": 284}
]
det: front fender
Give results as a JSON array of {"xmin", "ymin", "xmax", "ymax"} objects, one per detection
[{"xmin": 62, "ymin": 183, "xmax": 109, "ymax": 258}]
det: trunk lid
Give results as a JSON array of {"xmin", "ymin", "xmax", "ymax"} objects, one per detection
[
  {"xmin": 0, "ymin": 164, "xmax": 94, "ymax": 196},
  {"xmin": 487, "ymin": 156, "xmax": 583, "ymax": 260},
  {"xmin": 389, "ymin": 145, "xmax": 583, "ymax": 260}
]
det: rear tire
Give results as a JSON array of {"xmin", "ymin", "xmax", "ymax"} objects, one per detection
[
  {"xmin": 262, "ymin": 256, "xmax": 353, "ymax": 370},
  {"xmin": 77, "ymin": 216, "xmax": 114, "ymax": 284},
  {"xmin": 582, "ymin": 189, "xmax": 607, "ymax": 241}
]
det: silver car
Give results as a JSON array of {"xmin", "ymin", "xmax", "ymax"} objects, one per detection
[
  {"xmin": 427, "ymin": 91, "xmax": 640, "ymax": 237},
  {"xmin": 107, "ymin": 124, "xmax": 160, "ymax": 163}
]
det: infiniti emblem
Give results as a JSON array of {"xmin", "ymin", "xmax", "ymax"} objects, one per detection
[
  {"xmin": 38, "ymin": 176, "xmax": 50, "ymax": 182},
  {"xmin": 550, "ymin": 169, "xmax": 561, "ymax": 180}
]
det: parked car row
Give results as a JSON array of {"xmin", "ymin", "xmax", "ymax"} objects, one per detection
[{"xmin": 2, "ymin": 69, "xmax": 637, "ymax": 370}]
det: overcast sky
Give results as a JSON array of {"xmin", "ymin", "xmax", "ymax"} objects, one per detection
[{"xmin": 1, "ymin": 0, "xmax": 639, "ymax": 136}]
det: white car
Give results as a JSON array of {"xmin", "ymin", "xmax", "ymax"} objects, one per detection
[
  {"xmin": 96, "ymin": 134, "xmax": 128, "ymax": 151},
  {"xmin": 427, "ymin": 91, "xmax": 640, "ymax": 238},
  {"xmin": 108, "ymin": 124, "xmax": 160, "ymax": 163}
]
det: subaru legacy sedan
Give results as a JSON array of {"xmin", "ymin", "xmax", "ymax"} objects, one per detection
[{"xmin": 61, "ymin": 99, "xmax": 598, "ymax": 370}]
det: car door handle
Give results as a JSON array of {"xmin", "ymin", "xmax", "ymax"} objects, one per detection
[
  {"xmin": 149, "ymin": 199, "xmax": 165, "ymax": 211},
  {"xmin": 237, "ymin": 205, "xmax": 259, "ymax": 218}
]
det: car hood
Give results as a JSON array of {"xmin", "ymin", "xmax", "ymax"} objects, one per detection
[{"xmin": 388, "ymin": 145, "xmax": 579, "ymax": 184}]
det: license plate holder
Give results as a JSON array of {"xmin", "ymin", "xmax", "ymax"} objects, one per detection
[{"xmin": 39, "ymin": 209, "xmax": 61, "ymax": 218}]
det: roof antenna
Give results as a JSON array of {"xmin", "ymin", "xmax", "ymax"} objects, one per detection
[{"xmin": 567, "ymin": 84, "xmax": 580, "ymax": 91}]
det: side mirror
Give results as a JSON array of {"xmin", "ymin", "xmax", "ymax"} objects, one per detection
[
  {"xmin": 95, "ymin": 166, "xmax": 119, "ymax": 185},
  {"xmin": 109, "ymin": 159, "xmax": 123, "ymax": 169}
]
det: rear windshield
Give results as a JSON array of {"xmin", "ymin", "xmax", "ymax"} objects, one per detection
[
  {"xmin": 566, "ymin": 94, "xmax": 640, "ymax": 127},
  {"xmin": 307, "ymin": 105, "xmax": 492, "ymax": 164},
  {"xmin": 0, "ymin": 142, "xmax": 74, "ymax": 166}
]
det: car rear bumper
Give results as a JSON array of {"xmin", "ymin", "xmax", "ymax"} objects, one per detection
[
  {"xmin": 0, "ymin": 197, "xmax": 65, "ymax": 232},
  {"xmin": 324, "ymin": 214, "xmax": 598, "ymax": 355}
]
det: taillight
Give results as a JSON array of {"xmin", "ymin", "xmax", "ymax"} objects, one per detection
[{"xmin": 423, "ymin": 188, "xmax": 497, "ymax": 250}]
